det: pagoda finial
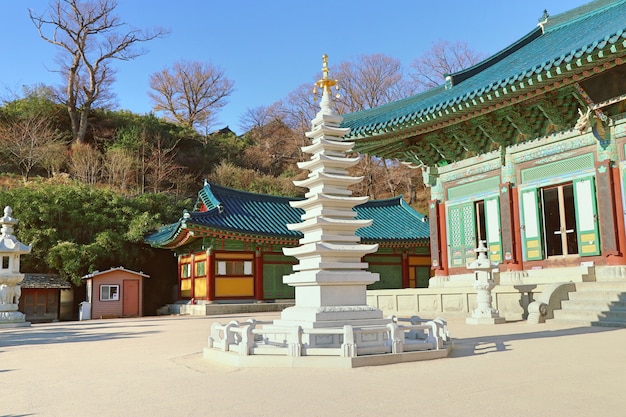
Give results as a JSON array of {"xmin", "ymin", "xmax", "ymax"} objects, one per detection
[{"xmin": 312, "ymin": 54, "xmax": 340, "ymax": 101}]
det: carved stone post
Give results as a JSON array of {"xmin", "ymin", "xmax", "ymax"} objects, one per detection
[{"xmin": 0, "ymin": 206, "xmax": 32, "ymax": 328}]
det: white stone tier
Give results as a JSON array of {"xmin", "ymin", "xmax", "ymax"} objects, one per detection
[
  {"xmin": 282, "ymin": 269, "xmax": 379, "ymax": 286},
  {"xmin": 283, "ymin": 241, "xmax": 378, "ymax": 263},
  {"xmin": 289, "ymin": 193, "xmax": 369, "ymax": 211},
  {"xmin": 306, "ymin": 125, "xmax": 350, "ymax": 139},
  {"xmin": 288, "ymin": 216, "xmax": 372, "ymax": 235},
  {"xmin": 301, "ymin": 138, "xmax": 354, "ymax": 154},
  {"xmin": 273, "ymin": 308, "xmax": 388, "ymax": 329},
  {"xmin": 310, "ymin": 112, "xmax": 344, "ymax": 128},
  {"xmin": 297, "ymin": 154, "xmax": 361, "ymax": 172},
  {"xmin": 296, "ymin": 172, "xmax": 363, "ymax": 193}
]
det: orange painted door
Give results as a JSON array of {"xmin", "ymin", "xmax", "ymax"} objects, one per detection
[{"xmin": 123, "ymin": 280, "xmax": 139, "ymax": 317}]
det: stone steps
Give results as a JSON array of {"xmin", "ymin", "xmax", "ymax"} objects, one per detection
[{"xmin": 549, "ymin": 282, "xmax": 626, "ymax": 328}]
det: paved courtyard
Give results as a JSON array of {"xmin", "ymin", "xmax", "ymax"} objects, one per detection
[{"xmin": 1, "ymin": 313, "xmax": 625, "ymax": 417}]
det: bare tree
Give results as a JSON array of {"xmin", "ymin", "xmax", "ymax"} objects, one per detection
[
  {"xmin": 273, "ymin": 83, "xmax": 318, "ymax": 134},
  {"xmin": 239, "ymin": 105, "xmax": 278, "ymax": 134},
  {"xmin": 410, "ymin": 40, "xmax": 486, "ymax": 91},
  {"xmin": 272, "ymin": 54, "xmax": 415, "ymax": 134},
  {"xmin": 102, "ymin": 147, "xmax": 136, "ymax": 190},
  {"xmin": 29, "ymin": 0, "xmax": 167, "ymax": 144},
  {"xmin": 69, "ymin": 142, "xmax": 102, "ymax": 184},
  {"xmin": 334, "ymin": 53, "xmax": 416, "ymax": 113},
  {"xmin": 0, "ymin": 112, "xmax": 68, "ymax": 181},
  {"xmin": 242, "ymin": 119, "xmax": 302, "ymax": 177},
  {"xmin": 149, "ymin": 60, "xmax": 235, "ymax": 132},
  {"xmin": 144, "ymin": 134, "xmax": 183, "ymax": 193}
]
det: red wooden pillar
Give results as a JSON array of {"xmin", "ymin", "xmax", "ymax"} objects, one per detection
[
  {"xmin": 254, "ymin": 247, "xmax": 264, "ymax": 301},
  {"xmin": 511, "ymin": 187, "xmax": 524, "ymax": 270},
  {"xmin": 189, "ymin": 254, "xmax": 195, "ymax": 301},
  {"xmin": 176, "ymin": 256, "xmax": 182, "ymax": 300},
  {"xmin": 401, "ymin": 251, "xmax": 409, "ymax": 288},
  {"xmin": 608, "ymin": 164, "xmax": 626, "ymax": 264},
  {"xmin": 501, "ymin": 182, "xmax": 523, "ymax": 271},
  {"xmin": 207, "ymin": 249, "xmax": 215, "ymax": 302},
  {"xmin": 430, "ymin": 200, "xmax": 449, "ymax": 277}
]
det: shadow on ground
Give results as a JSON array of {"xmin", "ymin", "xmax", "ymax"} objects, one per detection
[
  {"xmin": 450, "ymin": 324, "xmax": 621, "ymax": 358},
  {"xmin": 0, "ymin": 322, "xmax": 159, "ymax": 348}
]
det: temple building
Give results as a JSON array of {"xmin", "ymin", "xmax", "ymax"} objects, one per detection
[
  {"xmin": 146, "ymin": 182, "xmax": 430, "ymax": 302},
  {"xmin": 341, "ymin": 0, "xmax": 626, "ymax": 287}
]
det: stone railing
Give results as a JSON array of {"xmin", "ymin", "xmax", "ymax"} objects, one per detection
[{"xmin": 207, "ymin": 316, "xmax": 449, "ymax": 358}]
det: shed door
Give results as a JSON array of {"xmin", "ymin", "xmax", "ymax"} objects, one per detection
[{"xmin": 123, "ymin": 280, "xmax": 139, "ymax": 317}]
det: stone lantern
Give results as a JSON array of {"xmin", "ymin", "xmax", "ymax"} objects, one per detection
[
  {"xmin": 0, "ymin": 206, "xmax": 32, "ymax": 328},
  {"xmin": 466, "ymin": 240, "xmax": 505, "ymax": 325}
]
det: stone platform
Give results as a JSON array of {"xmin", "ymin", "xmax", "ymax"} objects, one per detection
[
  {"xmin": 3, "ymin": 314, "xmax": 626, "ymax": 417},
  {"xmin": 165, "ymin": 301, "xmax": 295, "ymax": 316}
]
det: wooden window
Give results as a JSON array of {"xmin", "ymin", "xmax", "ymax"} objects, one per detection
[
  {"xmin": 195, "ymin": 261, "xmax": 206, "ymax": 277},
  {"xmin": 181, "ymin": 263, "xmax": 191, "ymax": 278},
  {"xmin": 100, "ymin": 285, "xmax": 119, "ymax": 301},
  {"xmin": 216, "ymin": 260, "xmax": 253, "ymax": 276}
]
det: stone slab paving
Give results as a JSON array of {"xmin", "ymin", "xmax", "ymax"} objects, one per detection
[{"xmin": 1, "ymin": 313, "xmax": 626, "ymax": 417}]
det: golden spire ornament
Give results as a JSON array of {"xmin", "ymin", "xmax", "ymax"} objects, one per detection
[{"xmin": 312, "ymin": 54, "xmax": 340, "ymax": 101}]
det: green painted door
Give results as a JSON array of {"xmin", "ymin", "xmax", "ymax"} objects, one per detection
[
  {"xmin": 367, "ymin": 264, "xmax": 402, "ymax": 290},
  {"xmin": 447, "ymin": 202, "xmax": 477, "ymax": 268},
  {"xmin": 263, "ymin": 263, "xmax": 295, "ymax": 299},
  {"xmin": 573, "ymin": 177, "xmax": 601, "ymax": 256},
  {"xmin": 484, "ymin": 196, "xmax": 502, "ymax": 263},
  {"xmin": 520, "ymin": 188, "xmax": 543, "ymax": 261}
]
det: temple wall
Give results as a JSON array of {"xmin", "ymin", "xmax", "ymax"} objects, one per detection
[
  {"xmin": 432, "ymin": 115, "xmax": 626, "ymax": 277},
  {"xmin": 366, "ymin": 285, "xmax": 544, "ymax": 321}
]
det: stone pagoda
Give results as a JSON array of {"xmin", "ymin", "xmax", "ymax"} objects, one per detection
[
  {"xmin": 0, "ymin": 206, "xmax": 32, "ymax": 328},
  {"xmin": 274, "ymin": 54, "xmax": 386, "ymax": 331},
  {"xmin": 203, "ymin": 56, "xmax": 451, "ymax": 367}
]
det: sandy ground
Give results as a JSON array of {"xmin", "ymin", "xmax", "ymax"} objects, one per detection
[{"xmin": 1, "ymin": 313, "xmax": 626, "ymax": 417}]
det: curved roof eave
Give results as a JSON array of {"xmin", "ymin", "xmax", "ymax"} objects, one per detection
[{"xmin": 341, "ymin": 0, "xmax": 626, "ymax": 140}]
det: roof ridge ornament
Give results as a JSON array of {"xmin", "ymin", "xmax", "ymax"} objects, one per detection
[{"xmin": 537, "ymin": 9, "xmax": 549, "ymax": 33}]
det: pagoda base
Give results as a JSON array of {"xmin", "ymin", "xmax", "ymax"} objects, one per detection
[
  {"xmin": 204, "ymin": 311, "xmax": 452, "ymax": 368},
  {"xmin": 275, "ymin": 304, "xmax": 386, "ymax": 327},
  {"xmin": 0, "ymin": 309, "xmax": 31, "ymax": 328},
  {"xmin": 204, "ymin": 346, "xmax": 452, "ymax": 368}
]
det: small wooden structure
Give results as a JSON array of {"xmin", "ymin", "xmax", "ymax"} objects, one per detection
[
  {"xmin": 81, "ymin": 267, "xmax": 149, "ymax": 319},
  {"xmin": 19, "ymin": 274, "xmax": 71, "ymax": 323}
]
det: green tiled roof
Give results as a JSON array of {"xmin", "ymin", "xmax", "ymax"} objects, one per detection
[
  {"xmin": 341, "ymin": 0, "xmax": 626, "ymax": 138},
  {"xmin": 145, "ymin": 183, "xmax": 429, "ymax": 248}
]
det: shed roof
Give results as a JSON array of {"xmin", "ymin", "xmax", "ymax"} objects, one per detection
[
  {"xmin": 21, "ymin": 274, "xmax": 71, "ymax": 289},
  {"xmin": 81, "ymin": 267, "xmax": 149, "ymax": 280}
]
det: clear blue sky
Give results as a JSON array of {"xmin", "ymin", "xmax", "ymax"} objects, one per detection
[{"xmin": 1, "ymin": 0, "xmax": 590, "ymax": 134}]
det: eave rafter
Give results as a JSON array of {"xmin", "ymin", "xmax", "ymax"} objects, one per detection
[
  {"xmin": 445, "ymin": 122, "xmax": 482, "ymax": 155},
  {"xmin": 350, "ymin": 40, "xmax": 626, "ymax": 164},
  {"xmin": 535, "ymin": 90, "xmax": 572, "ymax": 130},
  {"xmin": 501, "ymin": 104, "xmax": 535, "ymax": 139}
]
